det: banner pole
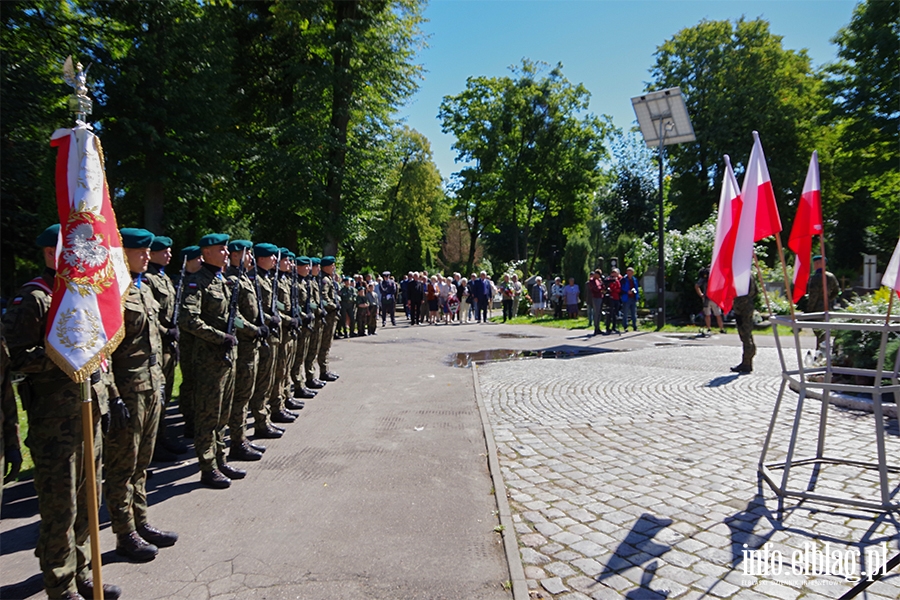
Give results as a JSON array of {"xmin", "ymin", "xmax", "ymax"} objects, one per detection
[
  {"xmin": 81, "ymin": 380, "xmax": 104, "ymax": 600},
  {"xmin": 774, "ymin": 236, "xmax": 796, "ymax": 322}
]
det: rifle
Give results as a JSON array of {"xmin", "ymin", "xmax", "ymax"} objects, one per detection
[
  {"xmin": 289, "ymin": 262, "xmax": 300, "ymax": 338},
  {"xmin": 170, "ymin": 254, "xmax": 187, "ymax": 364},
  {"xmin": 251, "ymin": 257, "xmax": 269, "ymax": 349},
  {"xmin": 223, "ymin": 249, "xmax": 246, "ymax": 366},
  {"xmin": 303, "ymin": 274, "xmax": 315, "ymax": 331},
  {"xmin": 270, "ymin": 250, "xmax": 281, "ymax": 334}
]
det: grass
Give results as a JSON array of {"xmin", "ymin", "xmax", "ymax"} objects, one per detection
[
  {"xmin": 7, "ymin": 364, "xmax": 185, "ymax": 485},
  {"xmin": 487, "ymin": 312, "xmax": 806, "ymax": 337}
]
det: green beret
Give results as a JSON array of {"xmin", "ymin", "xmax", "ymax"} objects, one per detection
[
  {"xmin": 199, "ymin": 233, "xmax": 229, "ymax": 247},
  {"xmin": 150, "ymin": 236, "xmax": 172, "ymax": 251},
  {"xmin": 35, "ymin": 224, "xmax": 60, "ymax": 248},
  {"xmin": 310, "ymin": 257, "xmax": 321, "ymax": 266},
  {"xmin": 321, "ymin": 256, "xmax": 336, "ymax": 266},
  {"xmin": 342, "ymin": 275, "xmax": 353, "ymax": 281},
  {"xmin": 120, "ymin": 227, "xmax": 155, "ymax": 249},
  {"xmin": 812, "ymin": 255, "xmax": 823, "ymax": 261},
  {"xmin": 253, "ymin": 243, "xmax": 279, "ymax": 258},
  {"xmin": 181, "ymin": 245, "xmax": 201, "ymax": 261},
  {"xmin": 181, "ymin": 246, "xmax": 200, "ymax": 260},
  {"xmin": 297, "ymin": 256, "xmax": 311, "ymax": 266},
  {"xmin": 227, "ymin": 239, "xmax": 253, "ymax": 253}
]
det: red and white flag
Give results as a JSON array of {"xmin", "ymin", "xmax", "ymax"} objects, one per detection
[
  {"xmin": 883, "ymin": 237, "xmax": 900, "ymax": 300},
  {"xmin": 46, "ymin": 124, "xmax": 130, "ymax": 382},
  {"xmin": 788, "ymin": 152, "xmax": 823, "ymax": 303},
  {"xmin": 732, "ymin": 131, "xmax": 782, "ymax": 296},
  {"xmin": 707, "ymin": 155, "xmax": 742, "ymax": 314}
]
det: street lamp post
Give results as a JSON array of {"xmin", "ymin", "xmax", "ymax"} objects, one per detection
[{"xmin": 631, "ymin": 87, "xmax": 695, "ymax": 330}]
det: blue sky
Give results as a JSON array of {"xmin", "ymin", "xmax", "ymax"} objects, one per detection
[{"xmin": 396, "ymin": 0, "xmax": 859, "ymax": 181}]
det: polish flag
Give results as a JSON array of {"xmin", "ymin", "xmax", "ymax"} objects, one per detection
[
  {"xmin": 883, "ymin": 237, "xmax": 900, "ymax": 300},
  {"xmin": 788, "ymin": 152, "xmax": 823, "ymax": 303},
  {"xmin": 707, "ymin": 155, "xmax": 742, "ymax": 314},
  {"xmin": 733, "ymin": 131, "xmax": 782, "ymax": 296},
  {"xmin": 45, "ymin": 123, "xmax": 130, "ymax": 382}
]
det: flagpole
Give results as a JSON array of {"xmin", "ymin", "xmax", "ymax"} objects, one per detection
[
  {"xmin": 81, "ymin": 380, "xmax": 104, "ymax": 600},
  {"xmin": 774, "ymin": 236, "xmax": 796, "ymax": 322},
  {"xmin": 64, "ymin": 56, "xmax": 105, "ymax": 600},
  {"xmin": 753, "ymin": 252, "xmax": 773, "ymax": 316}
]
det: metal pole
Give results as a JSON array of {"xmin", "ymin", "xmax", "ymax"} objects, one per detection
[{"xmin": 657, "ymin": 124, "xmax": 666, "ymax": 330}]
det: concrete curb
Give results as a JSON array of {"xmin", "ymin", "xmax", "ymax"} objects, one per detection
[
  {"xmin": 472, "ymin": 363, "xmax": 528, "ymax": 600},
  {"xmin": 787, "ymin": 379, "xmax": 898, "ymax": 418}
]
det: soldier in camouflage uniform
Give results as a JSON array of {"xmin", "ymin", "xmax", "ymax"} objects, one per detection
[
  {"xmin": 1, "ymin": 325, "xmax": 22, "ymax": 508},
  {"xmin": 106, "ymin": 228, "xmax": 178, "ymax": 563},
  {"xmin": 316, "ymin": 256, "xmax": 340, "ymax": 382},
  {"xmin": 290, "ymin": 256, "xmax": 317, "ymax": 400},
  {"xmin": 224, "ymin": 240, "xmax": 267, "ymax": 461},
  {"xmin": 278, "ymin": 254, "xmax": 305, "ymax": 412},
  {"xmin": 178, "ymin": 233, "xmax": 244, "ymax": 489},
  {"xmin": 338, "ymin": 276, "xmax": 356, "ymax": 338},
  {"xmin": 304, "ymin": 258, "xmax": 326, "ymax": 390},
  {"xmin": 1, "ymin": 224, "xmax": 121, "ymax": 600},
  {"xmin": 248, "ymin": 244, "xmax": 284, "ymax": 439},
  {"xmin": 806, "ymin": 255, "xmax": 842, "ymax": 349},
  {"xmin": 270, "ymin": 250, "xmax": 298, "ymax": 424},
  {"xmin": 143, "ymin": 235, "xmax": 186, "ymax": 461},
  {"xmin": 175, "ymin": 245, "xmax": 202, "ymax": 438},
  {"xmin": 731, "ymin": 275, "xmax": 758, "ymax": 374}
]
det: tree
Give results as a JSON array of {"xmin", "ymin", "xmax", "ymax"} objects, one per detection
[
  {"xmin": 0, "ymin": 1, "xmax": 101, "ymax": 295},
  {"xmin": 824, "ymin": 0, "xmax": 899, "ymax": 269},
  {"xmin": 354, "ymin": 127, "xmax": 449, "ymax": 274},
  {"xmin": 649, "ymin": 18, "xmax": 826, "ymax": 232},
  {"xmin": 439, "ymin": 60, "xmax": 608, "ymax": 278}
]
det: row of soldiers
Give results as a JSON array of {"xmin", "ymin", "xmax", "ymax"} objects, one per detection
[{"xmin": 0, "ymin": 226, "xmax": 342, "ymax": 600}]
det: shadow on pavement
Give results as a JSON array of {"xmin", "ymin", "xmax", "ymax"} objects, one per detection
[
  {"xmin": 705, "ymin": 374, "xmax": 740, "ymax": 387},
  {"xmin": 623, "ymin": 561, "xmax": 670, "ymax": 599},
  {"xmin": 0, "ymin": 571, "xmax": 43, "ymax": 599}
]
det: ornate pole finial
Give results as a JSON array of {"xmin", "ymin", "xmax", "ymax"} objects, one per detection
[{"xmin": 63, "ymin": 55, "xmax": 92, "ymax": 123}]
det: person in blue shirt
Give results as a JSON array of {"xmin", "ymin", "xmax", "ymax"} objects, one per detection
[{"xmin": 620, "ymin": 267, "xmax": 640, "ymax": 331}]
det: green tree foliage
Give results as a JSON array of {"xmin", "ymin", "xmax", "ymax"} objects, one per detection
[
  {"xmin": 0, "ymin": 1, "xmax": 94, "ymax": 294},
  {"xmin": 562, "ymin": 229, "xmax": 592, "ymax": 291},
  {"xmin": 649, "ymin": 18, "xmax": 825, "ymax": 232},
  {"xmin": 824, "ymin": 0, "xmax": 899, "ymax": 269},
  {"xmin": 354, "ymin": 127, "xmax": 449, "ymax": 274},
  {"xmin": 591, "ymin": 126, "xmax": 658, "ymax": 257},
  {"xmin": 439, "ymin": 60, "xmax": 609, "ymax": 278}
]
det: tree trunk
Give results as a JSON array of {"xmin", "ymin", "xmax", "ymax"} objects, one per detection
[
  {"xmin": 144, "ymin": 180, "xmax": 165, "ymax": 234},
  {"xmin": 323, "ymin": 0, "xmax": 359, "ymax": 256}
]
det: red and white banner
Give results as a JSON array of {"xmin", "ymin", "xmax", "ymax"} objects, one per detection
[
  {"xmin": 707, "ymin": 155, "xmax": 742, "ymax": 314},
  {"xmin": 46, "ymin": 124, "xmax": 130, "ymax": 382},
  {"xmin": 883, "ymin": 237, "xmax": 900, "ymax": 300},
  {"xmin": 733, "ymin": 131, "xmax": 782, "ymax": 296},
  {"xmin": 788, "ymin": 152, "xmax": 823, "ymax": 303}
]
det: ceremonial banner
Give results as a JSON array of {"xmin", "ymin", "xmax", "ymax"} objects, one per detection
[
  {"xmin": 883, "ymin": 237, "xmax": 900, "ymax": 299},
  {"xmin": 733, "ymin": 131, "xmax": 782, "ymax": 296},
  {"xmin": 707, "ymin": 155, "xmax": 742, "ymax": 314},
  {"xmin": 46, "ymin": 124, "xmax": 130, "ymax": 382},
  {"xmin": 788, "ymin": 152, "xmax": 823, "ymax": 303}
]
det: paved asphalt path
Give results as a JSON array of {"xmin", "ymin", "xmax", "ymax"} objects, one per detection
[{"xmin": 2, "ymin": 318, "xmax": 535, "ymax": 600}]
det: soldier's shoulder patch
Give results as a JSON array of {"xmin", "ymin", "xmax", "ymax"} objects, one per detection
[
  {"xmin": 12, "ymin": 296, "xmax": 23, "ymax": 305},
  {"xmin": 188, "ymin": 282, "xmax": 198, "ymax": 288}
]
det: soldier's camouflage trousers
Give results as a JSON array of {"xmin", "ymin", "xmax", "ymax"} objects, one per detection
[
  {"xmin": 229, "ymin": 342, "xmax": 258, "ymax": 444},
  {"xmin": 250, "ymin": 335, "xmax": 277, "ymax": 428},
  {"xmin": 178, "ymin": 334, "xmax": 196, "ymax": 430},
  {"xmin": 190, "ymin": 339, "xmax": 235, "ymax": 471},
  {"xmin": 305, "ymin": 320, "xmax": 322, "ymax": 383},
  {"xmin": 291, "ymin": 326, "xmax": 312, "ymax": 387},
  {"xmin": 24, "ymin": 378, "xmax": 102, "ymax": 599},
  {"xmin": 317, "ymin": 310, "xmax": 339, "ymax": 376},
  {"xmin": 271, "ymin": 333, "xmax": 296, "ymax": 413},
  {"xmin": 104, "ymin": 388, "xmax": 161, "ymax": 535}
]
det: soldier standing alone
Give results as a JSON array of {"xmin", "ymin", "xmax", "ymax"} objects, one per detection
[{"xmin": 731, "ymin": 275, "xmax": 759, "ymax": 374}]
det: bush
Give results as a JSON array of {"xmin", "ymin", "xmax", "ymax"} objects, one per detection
[{"xmin": 832, "ymin": 290, "xmax": 898, "ymax": 371}]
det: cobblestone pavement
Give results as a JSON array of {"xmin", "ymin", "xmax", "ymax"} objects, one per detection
[{"xmin": 477, "ymin": 344, "xmax": 900, "ymax": 600}]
